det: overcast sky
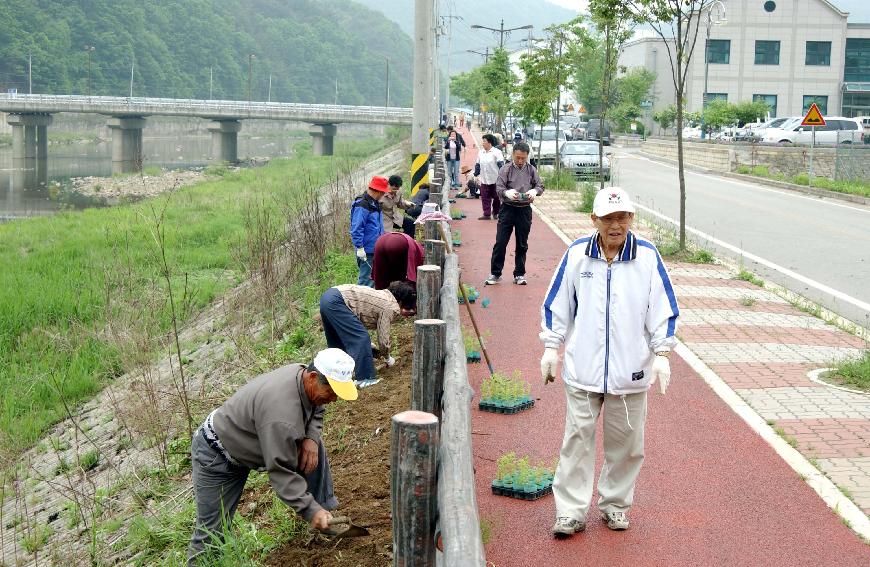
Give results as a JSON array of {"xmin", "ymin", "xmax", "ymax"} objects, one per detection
[{"xmin": 544, "ymin": 0, "xmax": 870, "ymax": 22}]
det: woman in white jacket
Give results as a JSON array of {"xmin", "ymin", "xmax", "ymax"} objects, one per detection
[{"xmin": 539, "ymin": 187, "xmax": 679, "ymax": 537}]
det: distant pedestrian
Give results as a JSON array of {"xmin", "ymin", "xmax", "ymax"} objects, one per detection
[
  {"xmin": 319, "ymin": 282, "xmax": 417, "ymax": 388},
  {"xmin": 445, "ymin": 131, "xmax": 463, "ymax": 189},
  {"xmin": 372, "ymin": 232, "xmax": 424, "ymax": 291},
  {"xmin": 485, "ymin": 142, "xmax": 544, "ymax": 286},
  {"xmin": 187, "ymin": 348, "xmax": 357, "ymax": 565},
  {"xmin": 474, "ymin": 133, "xmax": 505, "ymax": 220},
  {"xmin": 350, "ymin": 176, "xmax": 389, "ymax": 287},
  {"xmin": 380, "ymin": 175, "xmax": 415, "ymax": 236},
  {"xmin": 436, "ymin": 123, "xmax": 449, "ymax": 142},
  {"xmin": 540, "ymin": 187, "xmax": 679, "ymax": 538},
  {"xmin": 459, "ymin": 114, "xmax": 465, "ymax": 128},
  {"xmin": 446, "ymin": 125, "xmax": 466, "ymax": 148}
]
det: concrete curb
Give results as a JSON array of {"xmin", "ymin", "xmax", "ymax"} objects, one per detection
[{"xmin": 637, "ymin": 149, "xmax": 870, "ymax": 207}]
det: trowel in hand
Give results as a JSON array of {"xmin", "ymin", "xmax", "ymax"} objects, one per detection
[{"xmin": 322, "ymin": 515, "xmax": 370, "ymax": 538}]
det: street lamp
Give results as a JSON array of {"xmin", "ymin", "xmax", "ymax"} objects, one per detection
[
  {"xmin": 247, "ymin": 53, "xmax": 255, "ymax": 102},
  {"xmin": 470, "ymin": 20, "xmax": 533, "ymax": 49},
  {"xmin": 384, "ymin": 56, "xmax": 390, "ymax": 109},
  {"xmin": 700, "ymin": 0, "xmax": 727, "ymax": 140},
  {"xmin": 83, "ymin": 45, "xmax": 95, "ymax": 96}
]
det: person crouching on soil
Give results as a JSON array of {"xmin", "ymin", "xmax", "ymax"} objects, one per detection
[
  {"xmin": 319, "ymin": 281, "xmax": 416, "ymax": 388},
  {"xmin": 539, "ymin": 187, "xmax": 680, "ymax": 538},
  {"xmin": 188, "ymin": 348, "xmax": 358, "ymax": 565},
  {"xmin": 350, "ymin": 176, "xmax": 389, "ymax": 287},
  {"xmin": 372, "ymin": 232, "xmax": 425, "ymax": 291}
]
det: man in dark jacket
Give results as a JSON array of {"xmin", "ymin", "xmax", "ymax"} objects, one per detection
[
  {"xmin": 350, "ymin": 176, "xmax": 389, "ymax": 287},
  {"xmin": 486, "ymin": 142, "xmax": 545, "ymax": 286},
  {"xmin": 188, "ymin": 348, "xmax": 358, "ymax": 564}
]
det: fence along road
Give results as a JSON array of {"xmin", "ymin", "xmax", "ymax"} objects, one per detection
[{"xmin": 614, "ymin": 149, "xmax": 870, "ymax": 325}]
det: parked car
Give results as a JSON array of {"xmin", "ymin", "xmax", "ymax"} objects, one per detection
[
  {"xmin": 750, "ymin": 117, "xmax": 795, "ymax": 141},
  {"xmin": 761, "ymin": 117, "xmax": 864, "ymax": 145},
  {"xmin": 585, "ymin": 119, "xmax": 612, "ymax": 145},
  {"xmin": 530, "ymin": 126, "xmax": 570, "ymax": 165},
  {"xmin": 856, "ymin": 116, "xmax": 870, "ymax": 143},
  {"xmin": 681, "ymin": 126, "xmax": 702, "ymax": 139},
  {"xmin": 559, "ymin": 141, "xmax": 610, "ymax": 181}
]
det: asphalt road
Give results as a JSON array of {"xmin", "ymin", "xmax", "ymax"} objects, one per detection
[{"xmin": 610, "ymin": 149, "xmax": 870, "ymax": 325}]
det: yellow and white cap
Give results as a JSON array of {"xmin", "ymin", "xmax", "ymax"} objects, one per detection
[{"xmin": 313, "ymin": 348, "xmax": 358, "ymax": 401}]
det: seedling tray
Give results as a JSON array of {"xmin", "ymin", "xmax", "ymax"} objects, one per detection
[
  {"xmin": 466, "ymin": 350, "xmax": 481, "ymax": 363},
  {"xmin": 478, "ymin": 398, "xmax": 534, "ymax": 414},
  {"xmin": 491, "ymin": 480, "xmax": 553, "ymax": 500}
]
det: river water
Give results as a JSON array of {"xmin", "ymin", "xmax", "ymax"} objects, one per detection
[{"xmin": 0, "ymin": 133, "xmax": 304, "ymax": 219}]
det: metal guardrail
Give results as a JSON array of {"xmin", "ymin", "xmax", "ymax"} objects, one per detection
[{"xmin": 0, "ymin": 94, "xmax": 413, "ymax": 125}]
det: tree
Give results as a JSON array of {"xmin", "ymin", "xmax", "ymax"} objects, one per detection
[
  {"xmin": 701, "ymin": 99, "xmax": 736, "ymax": 130},
  {"xmin": 733, "ymin": 100, "xmax": 770, "ymax": 125},
  {"xmin": 479, "ymin": 47, "xmax": 516, "ymax": 136},
  {"xmin": 653, "ymin": 105, "xmax": 678, "ymax": 132},
  {"xmin": 624, "ymin": 0, "xmax": 719, "ymax": 250}
]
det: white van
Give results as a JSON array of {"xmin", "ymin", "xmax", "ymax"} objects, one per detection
[
  {"xmin": 762, "ymin": 117, "xmax": 863, "ymax": 145},
  {"xmin": 856, "ymin": 116, "xmax": 870, "ymax": 142}
]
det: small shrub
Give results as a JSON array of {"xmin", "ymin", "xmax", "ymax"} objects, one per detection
[
  {"xmin": 751, "ymin": 165, "xmax": 770, "ymax": 177},
  {"xmin": 826, "ymin": 350, "xmax": 870, "ymax": 392},
  {"xmin": 736, "ymin": 165, "xmax": 752, "ymax": 174},
  {"xmin": 792, "ymin": 173, "xmax": 810, "ymax": 186},
  {"xmin": 542, "ymin": 169, "xmax": 577, "ymax": 191},
  {"xmin": 22, "ymin": 524, "xmax": 52, "ymax": 553},
  {"xmin": 574, "ymin": 182, "xmax": 597, "ymax": 213},
  {"xmin": 143, "ymin": 166, "xmax": 162, "ymax": 176}
]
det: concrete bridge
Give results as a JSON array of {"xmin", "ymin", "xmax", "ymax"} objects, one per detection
[{"xmin": 0, "ymin": 94, "xmax": 412, "ymax": 175}]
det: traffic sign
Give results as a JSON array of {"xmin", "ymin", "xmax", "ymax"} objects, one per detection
[{"xmin": 801, "ymin": 103, "xmax": 826, "ymax": 127}]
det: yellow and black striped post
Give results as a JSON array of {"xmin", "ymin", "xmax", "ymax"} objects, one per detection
[
  {"xmin": 429, "ymin": 127, "xmax": 435, "ymax": 148},
  {"xmin": 411, "ymin": 152, "xmax": 429, "ymax": 196}
]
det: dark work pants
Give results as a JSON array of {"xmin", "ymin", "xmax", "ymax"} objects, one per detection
[
  {"xmin": 319, "ymin": 288, "xmax": 376, "ymax": 380},
  {"xmin": 187, "ymin": 431, "xmax": 336, "ymax": 564},
  {"xmin": 479, "ymin": 183, "xmax": 500, "ymax": 217},
  {"xmin": 399, "ymin": 216, "xmax": 416, "ymax": 237},
  {"xmin": 490, "ymin": 205, "xmax": 533, "ymax": 278}
]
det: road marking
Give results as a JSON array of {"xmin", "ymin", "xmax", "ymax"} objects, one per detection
[
  {"xmin": 634, "ymin": 203, "xmax": 870, "ymax": 316},
  {"xmin": 539, "ymin": 206, "xmax": 870, "ymax": 541},
  {"xmin": 623, "ymin": 153, "xmax": 870, "ymax": 215}
]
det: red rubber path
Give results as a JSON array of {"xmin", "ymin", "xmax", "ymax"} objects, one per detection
[{"xmin": 450, "ymin": 124, "xmax": 870, "ymax": 566}]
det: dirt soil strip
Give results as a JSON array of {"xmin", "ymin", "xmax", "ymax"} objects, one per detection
[
  {"xmin": 265, "ymin": 321, "xmax": 414, "ymax": 567},
  {"xmin": 451, "ymin": 124, "xmax": 870, "ymax": 566}
]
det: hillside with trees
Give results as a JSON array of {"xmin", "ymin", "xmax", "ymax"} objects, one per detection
[{"xmin": 0, "ymin": 0, "xmax": 412, "ymax": 105}]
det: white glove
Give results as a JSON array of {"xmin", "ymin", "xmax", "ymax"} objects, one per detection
[
  {"xmin": 356, "ymin": 247, "xmax": 367, "ymax": 260},
  {"xmin": 504, "ymin": 189, "xmax": 519, "ymax": 201},
  {"xmin": 385, "ymin": 355, "xmax": 396, "ymax": 367},
  {"xmin": 650, "ymin": 355, "xmax": 671, "ymax": 394},
  {"xmin": 540, "ymin": 347, "xmax": 559, "ymax": 384},
  {"xmin": 523, "ymin": 190, "xmax": 536, "ymax": 202}
]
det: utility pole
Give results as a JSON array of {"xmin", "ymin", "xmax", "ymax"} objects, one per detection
[
  {"xmin": 432, "ymin": 0, "xmax": 440, "ymax": 126},
  {"xmin": 209, "ymin": 66, "xmax": 213, "ymax": 99},
  {"xmin": 247, "ymin": 53, "xmax": 255, "ymax": 102},
  {"xmin": 84, "ymin": 45, "xmax": 95, "ymax": 97},
  {"xmin": 385, "ymin": 56, "xmax": 390, "ymax": 108},
  {"xmin": 467, "ymin": 48, "xmax": 490, "ymax": 63},
  {"xmin": 28, "ymin": 51, "xmax": 32, "ymax": 94},
  {"xmin": 268, "ymin": 73, "xmax": 272, "ymax": 102},
  {"xmin": 442, "ymin": 11, "xmax": 459, "ymax": 117},
  {"xmin": 129, "ymin": 55, "xmax": 134, "ymax": 97},
  {"xmin": 411, "ymin": 0, "xmax": 435, "ymax": 195},
  {"xmin": 334, "ymin": 77, "xmax": 339, "ymax": 104}
]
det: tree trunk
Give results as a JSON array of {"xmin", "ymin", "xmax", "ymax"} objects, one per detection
[
  {"xmin": 599, "ymin": 25, "xmax": 611, "ymax": 190},
  {"xmin": 536, "ymin": 123, "xmax": 543, "ymax": 166},
  {"xmin": 676, "ymin": 20, "xmax": 687, "ymax": 251}
]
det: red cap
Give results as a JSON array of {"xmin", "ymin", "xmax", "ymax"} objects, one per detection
[{"xmin": 368, "ymin": 176, "xmax": 389, "ymax": 193}]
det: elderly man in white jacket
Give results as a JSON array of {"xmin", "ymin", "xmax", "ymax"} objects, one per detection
[{"xmin": 539, "ymin": 187, "xmax": 679, "ymax": 537}]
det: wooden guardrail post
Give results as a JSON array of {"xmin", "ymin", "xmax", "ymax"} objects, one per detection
[
  {"xmin": 391, "ymin": 410, "xmax": 439, "ymax": 567},
  {"xmin": 411, "ymin": 318, "xmax": 446, "ymax": 418},
  {"xmin": 424, "ymin": 219, "xmax": 440, "ymax": 241},
  {"xmin": 428, "ymin": 191, "xmax": 443, "ymax": 205},
  {"xmin": 415, "ymin": 265, "xmax": 441, "ymax": 320},
  {"xmin": 424, "ymin": 239, "xmax": 446, "ymax": 272}
]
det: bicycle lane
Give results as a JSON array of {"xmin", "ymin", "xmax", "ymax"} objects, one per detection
[{"xmin": 450, "ymin": 124, "xmax": 870, "ymax": 566}]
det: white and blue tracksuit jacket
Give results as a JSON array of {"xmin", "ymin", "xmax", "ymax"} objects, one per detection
[{"xmin": 540, "ymin": 231, "xmax": 679, "ymax": 395}]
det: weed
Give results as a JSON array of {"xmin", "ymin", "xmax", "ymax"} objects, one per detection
[
  {"xmin": 54, "ymin": 457, "xmax": 71, "ymax": 476},
  {"xmin": 825, "ymin": 350, "xmax": 870, "ymax": 392},
  {"xmin": 542, "ymin": 169, "xmax": 577, "ymax": 191},
  {"xmin": 739, "ymin": 295, "xmax": 757, "ymax": 307},
  {"xmin": 22, "ymin": 524, "xmax": 52, "ymax": 553},
  {"xmin": 773, "ymin": 426, "xmax": 798, "ymax": 449},
  {"xmin": 79, "ymin": 449, "xmax": 101, "ymax": 472},
  {"xmin": 143, "ymin": 166, "xmax": 163, "ymax": 176},
  {"xmin": 480, "ymin": 517, "xmax": 493, "ymax": 544},
  {"xmin": 737, "ymin": 269, "xmax": 764, "ymax": 287},
  {"xmin": 573, "ymin": 182, "xmax": 597, "ymax": 213}
]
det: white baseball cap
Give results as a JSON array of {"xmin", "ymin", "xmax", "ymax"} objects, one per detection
[
  {"xmin": 592, "ymin": 187, "xmax": 636, "ymax": 217},
  {"xmin": 313, "ymin": 348, "xmax": 358, "ymax": 401}
]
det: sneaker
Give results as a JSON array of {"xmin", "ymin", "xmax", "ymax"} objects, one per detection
[
  {"xmin": 513, "ymin": 276, "xmax": 527, "ymax": 285},
  {"xmin": 484, "ymin": 275, "xmax": 501, "ymax": 285},
  {"xmin": 601, "ymin": 510, "xmax": 629, "ymax": 530},
  {"xmin": 478, "ymin": 215, "xmax": 491, "ymax": 220},
  {"xmin": 354, "ymin": 378, "xmax": 381, "ymax": 389},
  {"xmin": 552, "ymin": 517, "xmax": 586, "ymax": 538}
]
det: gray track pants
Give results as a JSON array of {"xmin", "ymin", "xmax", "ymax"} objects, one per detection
[
  {"xmin": 187, "ymin": 430, "xmax": 337, "ymax": 564},
  {"xmin": 552, "ymin": 384, "xmax": 648, "ymax": 522}
]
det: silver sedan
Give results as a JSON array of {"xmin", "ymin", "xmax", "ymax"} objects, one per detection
[{"xmin": 559, "ymin": 141, "xmax": 610, "ymax": 181}]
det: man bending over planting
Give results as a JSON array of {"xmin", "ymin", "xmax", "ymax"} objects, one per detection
[{"xmin": 187, "ymin": 348, "xmax": 357, "ymax": 564}]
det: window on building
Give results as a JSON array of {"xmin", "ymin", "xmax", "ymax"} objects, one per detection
[
  {"xmin": 802, "ymin": 96, "xmax": 828, "ymax": 115},
  {"xmin": 805, "ymin": 41, "xmax": 831, "ymax": 66},
  {"xmin": 703, "ymin": 93, "xmax": 728, "ymax": 107},
  {"xmin": 753, "ymin": 94, "xmax": 777, "ymax": 117},
  {"xmin": 707, "ymin": 40, "xmax": 730, "ymax": 64},
  {"xmin": 844, "ymin": 38, "xmax": 870, "ymax": 82},
  {"xmin": 843, "ymin": 92, "xmax": 870, "ymax": 118},
  {"xmin": 755, "ymin": 41, "xmax": 780, "ymax": 65}
]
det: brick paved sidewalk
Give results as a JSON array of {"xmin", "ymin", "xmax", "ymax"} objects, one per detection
[{"xmin": 533, "ymin": 190, "xmax": 870, "ymax": 519}]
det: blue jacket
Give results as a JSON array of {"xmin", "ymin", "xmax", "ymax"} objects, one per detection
[{"xmin": 350, "ymin": 193, "xmax": 384, "ymax": 253}]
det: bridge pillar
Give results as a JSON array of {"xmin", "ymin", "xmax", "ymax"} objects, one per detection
[
  {"xmin": 308, "ymin": 123, "xmax": 337, "ymax": 156},
  {"xmin": 207, "ymin": 120, "xmax": 241, "ymax": 163},
  {"xmin": 107, "ymin": 117, "xmax": 146, "ymax": 174},
  {"xmin": 6, "ymin": 113, "xmax": 52, "ymax": 189}
]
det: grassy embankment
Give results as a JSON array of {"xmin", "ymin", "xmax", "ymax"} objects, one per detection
[
  {"xmin": 0, "ymin": 133, "xmax": 400, "ymax": 462},
  {"xmin": 735, "ymin": 164, "xmax": 870, "ymax": 198}
]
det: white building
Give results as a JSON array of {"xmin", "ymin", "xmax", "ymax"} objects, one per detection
[{"xmin": 619, "ymin": 0, "xmax": 870, "ymax": 121}]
